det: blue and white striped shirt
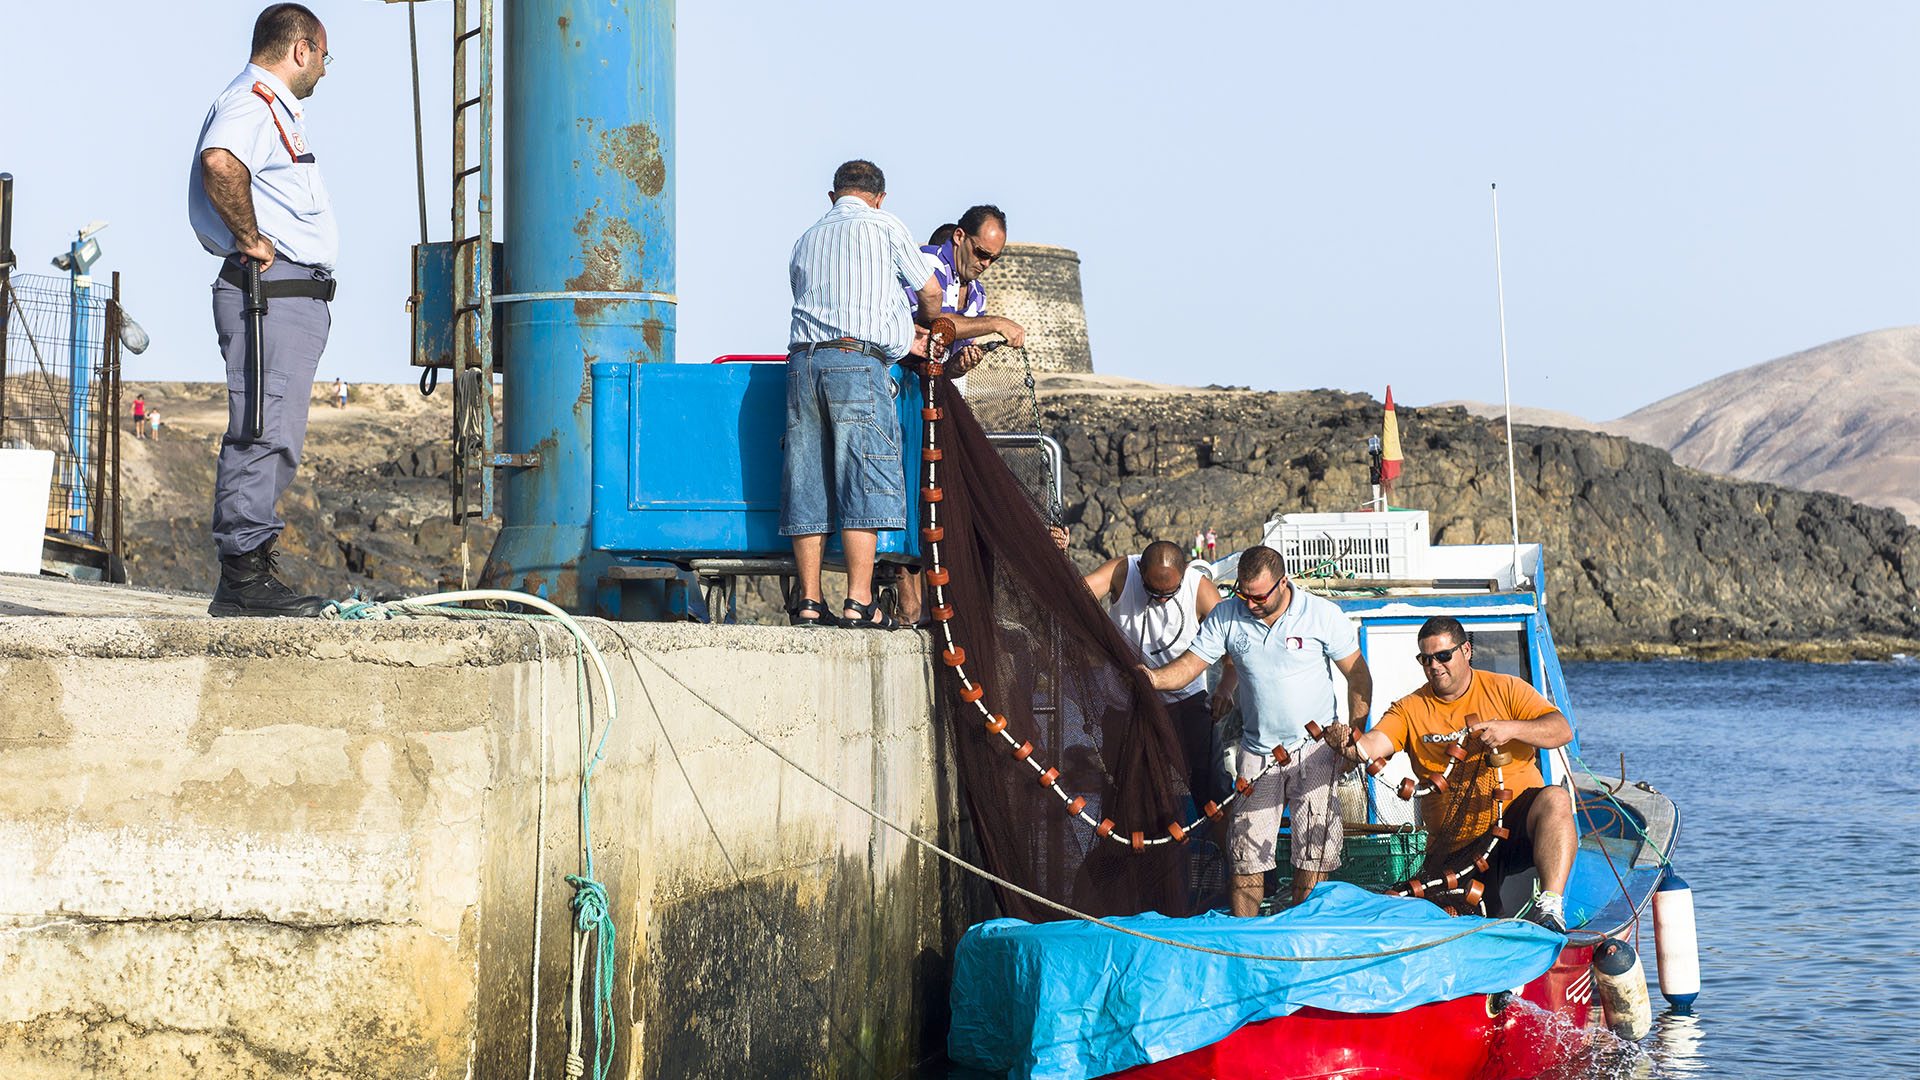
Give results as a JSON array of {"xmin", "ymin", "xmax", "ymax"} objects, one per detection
[{"xmin": 789, "ymin": 197, "xmax": 935, "ymax": 360}]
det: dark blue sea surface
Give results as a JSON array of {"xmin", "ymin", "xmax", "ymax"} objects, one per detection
[{"xmin": 1564, "ymin": 658, "xmax": 1920, "ymax": 1079}]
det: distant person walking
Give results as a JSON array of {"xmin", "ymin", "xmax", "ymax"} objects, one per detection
[
  {"xmin": 333, "ymin": 377, "xmax": 347, "ymax": 409},
  {"xmin": 188, "ymin": 3, "xmax": 336, "ymax": 617},
  {"xmin": 131, "ymin": 394, "xmax": 148, "ymax": 439},
  {"xmin": 1194, "ymin": 530, "xmax": 1205, "ymax": 560},
  {"xmin": 1205, "ymin": 527, "xmax": 1217, "ymax": 560}
]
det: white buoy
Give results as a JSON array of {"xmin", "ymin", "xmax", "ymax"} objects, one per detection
[
  {"xmin": 1653, "ymin": 868, "xmax": 1701, "ymax": 1013},
  {"xmin": 1591, "ymin": 938, "xmax": 1653, "ymax": 1041}
]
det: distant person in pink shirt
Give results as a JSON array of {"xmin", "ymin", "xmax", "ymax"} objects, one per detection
[{"xmin": 1205, "ymin": 527, "xmax": 1217, "ymax": 559}]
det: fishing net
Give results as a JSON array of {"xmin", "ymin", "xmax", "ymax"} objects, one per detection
[
  {"xmin": 922, "ymin": 365, "xmax": 1200, "ymax": 921},
  {"xmin": 951, "ymin": 344, "xmax": 1063, "ymax": 527}
]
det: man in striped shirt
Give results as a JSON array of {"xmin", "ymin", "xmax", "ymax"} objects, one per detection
[{"xmin": 785, "ymin": 160, "xmax": 1015, "ymax": 629}]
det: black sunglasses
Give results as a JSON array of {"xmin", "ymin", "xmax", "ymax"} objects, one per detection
[
  {"xmin": 1415, "ymin": 646, "xmax": 1462, "ymax": 667},
  {"xmin": 1238, "ymin": 579, "xmax": 1284, "ymax": 605}
]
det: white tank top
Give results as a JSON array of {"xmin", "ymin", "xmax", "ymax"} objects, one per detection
[{"xmin": 1111, "ymin": 555, "xmax": 1208, "ymax": 701}]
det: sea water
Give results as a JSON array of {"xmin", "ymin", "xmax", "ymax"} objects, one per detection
[{"xmin": 1567, "ymin": 658, "xmax": 1920, "ymax": 1079}]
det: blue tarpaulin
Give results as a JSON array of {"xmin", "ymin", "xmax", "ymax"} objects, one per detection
[{"xmin": 948, "ymin": 883, "xmax": 1565, "ymax": 1080}]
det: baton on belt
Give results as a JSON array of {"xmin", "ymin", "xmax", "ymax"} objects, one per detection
[{"xmin": 244, "ymin": 258, "xmax": 267, "ymax": 440}]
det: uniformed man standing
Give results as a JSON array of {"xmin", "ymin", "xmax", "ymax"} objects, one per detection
[{"xmin": 188, "ymin": 3, "xmax": 337, "ymax": 617}]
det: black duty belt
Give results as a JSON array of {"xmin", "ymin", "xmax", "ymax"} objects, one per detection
[
  {"xmin": 220, "ymin": 260, "xmax": 337, "ymax": 302},
  {"xmin": 788, "ymin": 337, "xmax": 890, "ymax": 363}
]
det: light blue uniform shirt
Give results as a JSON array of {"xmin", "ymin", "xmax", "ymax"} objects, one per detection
[
  {"xmin": 188, "ymin": 65, "xmax": 338, "ymax": 269},
  {"xmin": 788, "ymin": 197, "xmax": 936, "ymax": 360},
  {"xmin": 1188, "ymin": 586, "xmax": 1360, "ymax": 755}
]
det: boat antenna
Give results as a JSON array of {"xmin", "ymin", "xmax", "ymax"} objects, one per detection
[{"xmin": 1490, "ymin": 183, "xmax": 1523, "ymax": 589}]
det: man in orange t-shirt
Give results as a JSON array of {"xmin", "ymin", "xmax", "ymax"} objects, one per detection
[{"xmin": 1327, "ymin": 616, "xmax": 1576, "ymax": 931}]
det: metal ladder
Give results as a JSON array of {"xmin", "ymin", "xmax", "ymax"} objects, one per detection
[{"xmin": 449, "ymin": 0, "xmax": 496, "ymax": 520}]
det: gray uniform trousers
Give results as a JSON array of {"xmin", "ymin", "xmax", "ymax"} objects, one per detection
[{"xmin": 209, "ymin": 257, "xmax": 333, "ymax": 558}]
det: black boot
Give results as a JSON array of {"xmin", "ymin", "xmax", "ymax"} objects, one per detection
[{"xmin": 208, "ymin": 537, "xmax": 328, "ymax": 618}]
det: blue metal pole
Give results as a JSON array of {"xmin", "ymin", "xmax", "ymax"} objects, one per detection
[
  {"xmin": 67, "ymin": 252, "xmax": 90, "ymax": 536},
  {"xmin": 485, "ymin": 0, "xmax": 675, "ymax": 611}
]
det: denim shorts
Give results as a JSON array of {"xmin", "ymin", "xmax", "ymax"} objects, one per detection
[{"xmin": 780, "ymin": 345, "xmax": 906, "ymax": 535}]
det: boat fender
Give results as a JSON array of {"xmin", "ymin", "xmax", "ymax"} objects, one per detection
[
  {"xmin": 1591, "ymin": 938, "xmax": 1653, "ymax": 1042},
  {"xmin": 1653, "ymin": 869, "xmax": 1701, "ymax": 1013}
]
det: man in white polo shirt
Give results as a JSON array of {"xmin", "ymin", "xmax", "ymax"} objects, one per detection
[{"xmin": 1146, "ymin": 544, "xmax": 1373, "ymax": 915}]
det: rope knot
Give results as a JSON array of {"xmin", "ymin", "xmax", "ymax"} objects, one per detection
[{"xmin": 566, "ymin": 874, "xmax": 610, "ymax": 932}]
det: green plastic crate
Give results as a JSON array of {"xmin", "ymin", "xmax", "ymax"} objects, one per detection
[{"xmin": 1278, "ymin": 825, "xmax": 1427, "ymax": 891}]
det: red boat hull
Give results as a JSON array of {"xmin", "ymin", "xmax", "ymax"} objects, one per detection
[{"xmin": 1106, "ymin": 942, "xmax": 1597, "ymax": 1080}]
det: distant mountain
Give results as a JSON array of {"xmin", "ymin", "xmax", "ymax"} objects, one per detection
[{"xmin": 1605, "ymin": 327, "xmax": 1920, "ymax": 523}]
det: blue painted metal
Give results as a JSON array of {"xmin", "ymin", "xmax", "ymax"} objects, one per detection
[
  {"xmin": 589, "ymin": 361, "xmax": 922, "ymax": 561},
  {"xmin": 65, "ymin": 267, "xmax": 90, "ymax": 535},
  {"xmin": 411, "ymin": 241, "xmax": 504, "ymax": 372},
  {"xmin": 486, "ymin": 0, "xmax": 675, "ymax": 612}
]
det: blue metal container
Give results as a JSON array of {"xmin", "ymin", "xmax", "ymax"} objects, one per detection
[
  {"xmin": 590, "ymin": 361, "xmax": 922, "ymax": 562},
  {"xmin": 485, "ymin": 0, "xmax": 675, "ymax": 611}
]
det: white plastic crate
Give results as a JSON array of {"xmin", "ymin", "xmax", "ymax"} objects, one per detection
[{"xmin": 1266, "ymin": 511, "xmax": 1429, "ymax": 580}]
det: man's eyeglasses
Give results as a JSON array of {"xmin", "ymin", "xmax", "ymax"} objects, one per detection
[
  {"xmin": 1144, "ymin": 584, "xmax": 1181, "ymax": 601},
  {"xmin": 1238, "ymin": 579, "xmax": 1284, "ymax": 605},
  {"xmin": 1415, "ymin": 646, "xmax": 1462, "ymax": 667},
  {"xmin": 303, "ymin": 39, "xmax": 332, "ymax": 65}
]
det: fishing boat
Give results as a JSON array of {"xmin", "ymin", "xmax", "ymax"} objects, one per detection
[{"xmin": 944, "ymin": 510, "xmax": 1698, "ymax": 1080}]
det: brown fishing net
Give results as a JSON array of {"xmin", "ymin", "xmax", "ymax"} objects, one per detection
[{"xmin": 925, "ymin": 373, "xmax": 1201, "ymax": 921}]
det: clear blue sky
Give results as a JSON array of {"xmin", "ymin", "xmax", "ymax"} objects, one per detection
[{"xmin": 4, "ymin": 2, "xmax": 1914, "ymax": 421}]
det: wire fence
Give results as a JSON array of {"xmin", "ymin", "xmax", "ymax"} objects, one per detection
[{"xmin": 1, "ymin": 271, "xmax": 121, "ymax": 548}]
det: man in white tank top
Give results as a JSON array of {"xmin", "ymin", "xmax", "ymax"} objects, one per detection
[{"xmin": 1082, "ymin": 540, "xmax": 1225, "ymax": 807}]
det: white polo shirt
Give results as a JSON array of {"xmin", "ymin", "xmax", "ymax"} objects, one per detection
[{"xmin": 1187, "ymin": 585, "xmax": 1359, "ymax": 754}]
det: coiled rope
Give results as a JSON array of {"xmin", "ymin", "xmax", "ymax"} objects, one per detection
[{"xmin": 328, "ymin": 590, "xmax": 618, "ymax": 1080}]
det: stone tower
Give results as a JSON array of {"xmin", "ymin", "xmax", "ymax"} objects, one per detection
[{"xmin": 980, "ymin": 243, "xmax": 1093, "ymax": 374}]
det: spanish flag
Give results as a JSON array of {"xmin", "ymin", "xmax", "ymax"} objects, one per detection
[{"xmin": 1381, "ymin": 386, "xmax": 1404, "ymax": 489}]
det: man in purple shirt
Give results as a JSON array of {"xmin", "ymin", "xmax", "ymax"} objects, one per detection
[{"xmin": 896, "ymin": 206, "xmax": 1027, "ymax": 625}]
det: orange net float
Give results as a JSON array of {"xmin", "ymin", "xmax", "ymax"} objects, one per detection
[
  {"xmin": 1067, "ymin": 796, "xmax": 1087, "ymax": 815},
  {"xmin": 1130, "ymin": 831, "xmax": 1145, "ymax": 852},
  {"xmin": 1203, "ymin": 801, "xmax": 1224, "ymax": 822},
  {"xmin": 1235, "ymin": 778, "xmax": 1253, "ymax": 798},
  {"xmin": 1429, "ymin": 774, "xmax": 1450, "ymax": 793},
  {"xmin": 922, "ymin": 446, "xmax": 944, "ymax": 462},
  {"xmin": 1474, "ymin": 855, "xmax": 1491, "ymax": 874},
  {"xmin": 931, "ymin": 604, "xmax": 955, "ymax": 622},
  {"xmin": 1409, "ymin": 878, "xmax": 1427, "ymax": 898},
  {"xmin": 1013, "ymin": 741, "xmax": 1034, "ymax": 761},
  {"xmin": 1096, "ymin": 819, "xmax": 1115, "ymax": 838},
  {"xmin": 923, "ymin": 360, "xmax": 945, "ymax": 378},
  {"xmin": 1444, "ymin": 871, "xmax": 1459, "ymax": 891},
  {"xmin": 1489, "ymin": 826, "xmax": 1510, "ymax": 840},
  {"xmin": 1037, "ymin": 767, "xmax": 1059, "ymax": 787},
  {"xmin": 1494, "ymin": 788, "xmax": 1513, "ymax": 804},
  {"xmin": 926, "ymin": 567, "xmax": 950, "ymax": 586},
  {"xmin": 1305, "ymin": 720, "xmax": 1325, "ymax": 741},
  {"xmin": 1271, "ymin": 744, "xmax": 1292, "ymax": 768},
  {"xmin": 984, "ymin": 714, "xmax": 1007, "ymax": 734},
  {"xmin": 1462, "ymin": 880, "xmax": 1485, "ymax": 906},
  {"xmin": 921, "ymin": 526, "xmax": 944, "ymax": 543},
  {"xmin": 922, "ymin": 486, "xmax": 945, "ymax": 503},
  {"xmin": 1447, "ymin": 743, "xmax": 1469, "ymax": 762},
  {"xmin": 959, "ymin": 684, "xmax": 985, "ymax": 703},
  {"xmin": 1167, "ymin": 822, "xmax": 1188, "ymax": 843},
  {"xmin": 1365, "ymin": 757, "xmax": 1386, "ymax": 777},
  {"xmin": 930, "ymin": 316, "xmax": 959, "ymax": 346},
  {"xmin": 941, "ymin": 646, "xmax": 966, "ymax": 666},
  {"xmin": 922, "ymin": 406, "xmax": 944, "ymax": 421},
  {"xmin": 1398, "ymin": 778, "xmax": 1418, "ymax": 800}
]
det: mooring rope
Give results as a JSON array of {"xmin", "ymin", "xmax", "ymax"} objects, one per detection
[{"xmin": 328, "ymin": 590, "xmax": 619, "ymax": 1080}]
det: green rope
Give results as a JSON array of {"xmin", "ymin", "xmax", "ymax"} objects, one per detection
[
  {"xmin": 1568, "ymin": 750, "xmax": 1673, "ymax": 869},
  {"xmin": 566, "ymin": 874, "xmax": 616, "ymax": 1080}
]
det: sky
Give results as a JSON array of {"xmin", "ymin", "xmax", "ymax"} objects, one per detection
[{"xmin": 3, "ymin": 1, "xmax": 1916, "ymax": 422}]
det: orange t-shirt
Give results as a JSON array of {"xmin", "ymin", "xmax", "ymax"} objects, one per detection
[{"xmin": 1373, "ymin": 670, "xmax": 1556, "ymax": 854}]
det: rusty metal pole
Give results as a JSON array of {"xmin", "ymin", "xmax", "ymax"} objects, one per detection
[
  {"xmin": 485, "ymin": 0, "xmax": 675, "ymax": 612},
  {"xmin": 109, "ymin": 272, "xmax": 123, "ymax": 580}
]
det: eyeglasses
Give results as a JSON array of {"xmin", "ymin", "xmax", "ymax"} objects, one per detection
[
  {"xmin": 1415, "ymin": 646, "xmax": 1462, "ymax": 667},
  {"xmin": 1144, "ymin": 584, "xmax": 1181, "ymax": 601},
  {"xmin": 1238, "ymin": 578, "xmax": 1284, "ymax": 605},
  {"xmin": 303, "ymin": 39, "xmax": 332, "ymax": 65}
]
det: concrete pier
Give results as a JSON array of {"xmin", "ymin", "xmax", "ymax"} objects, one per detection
[{"xmin": 0, "ymin": 577, "xmax": 986, "ymax": 1078}]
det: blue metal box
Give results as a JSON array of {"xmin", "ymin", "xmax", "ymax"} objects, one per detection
[{"xmin": 589, "ymin": 360, "xmax": 923, "ymax": 562}]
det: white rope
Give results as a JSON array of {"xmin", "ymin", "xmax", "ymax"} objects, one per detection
[
  {"xmin": 1490, "ymin": 183, "xmax": 1524, "ymax": 589},
  {"xmin": 526, "ymin": 624, "xmax": 549, "ymax": 1080},
  {"xmin": 625, "ymin": 646, "xmax": 1521, "ymax": 964}
]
